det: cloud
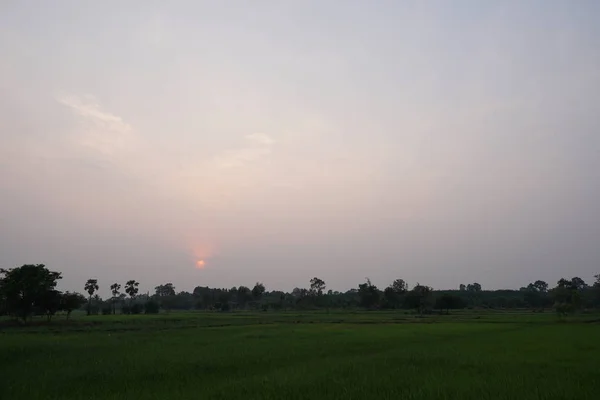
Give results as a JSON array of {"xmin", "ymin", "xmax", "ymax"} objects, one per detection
[
  {"xmin": 213, "ymin": 133, "xmax": 274, "ymax": 169},
  {"xmin": 246, "ymin": 132, "xmax": 274, "ymax": 145},
  {"xmin": 57, "ymin": 94, "xmax": 132, "ymax": 134},
  {"xmin": 57, "ymin": 94, "xmax": 135, "ymax": 156}
]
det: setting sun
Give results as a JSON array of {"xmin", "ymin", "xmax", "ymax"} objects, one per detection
[{"xmin": 196, "ymin": 260, "xmax": 206, "ymax": 269}]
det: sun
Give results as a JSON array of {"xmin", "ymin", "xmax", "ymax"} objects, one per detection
[{"xmin": 196, "ymin": 260, "xmax": 206, "ymax": 269}]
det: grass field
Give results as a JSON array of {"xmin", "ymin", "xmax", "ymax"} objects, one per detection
[{"xmin": 1, "ymin": 311, "xmax": 599, "ymax": 399}]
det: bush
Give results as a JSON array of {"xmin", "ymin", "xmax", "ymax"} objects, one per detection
[
  {"xmin": 101, "ymin": 306, "xmax": 112, "ymax": 315},
  {"xmin": 130, "ymin": 303, "xmax": 143, "ymax": 315},
  {"xmin": 144, "ymin": 300, "xmax": 160, "ymax": 314}
]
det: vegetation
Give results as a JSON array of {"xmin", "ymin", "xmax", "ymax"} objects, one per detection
[
  {"xmin": 84, "ymin": 278, "xmax": 99, "ymax": 316},
  {"xmin": 0, "ymin": 264, "xmax": 62, "ymax": 321},
  {"xmin": 1, "ymin": 264, "xmax": 600, "ymax": 398},
  {"xmin": 1, "ymin": 265, "xmax": 600, "ymax": 319},
  {"xmin": 0, "ymin": 311, "xmax": 599, "ymax": 399}
]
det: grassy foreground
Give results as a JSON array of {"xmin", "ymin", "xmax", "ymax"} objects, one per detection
[{"xmin": 1, "ymin": 312, "xmax": 599, "ymax": 399}]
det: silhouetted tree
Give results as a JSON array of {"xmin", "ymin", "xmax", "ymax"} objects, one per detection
[
  {"xmin": 467, "ymin": 283, "xmax": 482, "ymax": 292},
  {"xmin": 61, "ymin": 292, "xmax": 86, "ymax": 320},
  {"xmin": 309, "ymin": 277, "xmax": 327, "ymax": 308},
  {"xmin": 155, "ymin": 283, "xmax": 176, "ymax": 297},
  {"xmin": 309, "ymin": 277, "xmax": 326, "ymax": 296},
  {"xmin": 593, "ymin": 274, "xmax": 600, "ymax": 308},
  {"xmin": 110, "ymin": 283, "xmax": 121, "ymax": 314},
  {"xmin": 391, "ymin": 279, "xmax": 408, "ymax": 294},
  {"xmin": 524, "ymin": 280, "xmax": 551, "ymax": 311},
  {"xmin": 465, "ymin": 282, "xmax": 482, "ymax": 306},
  {"xmin": 382, "ymin": 279, "xmax": 408, "ymax": 309},
  {"xmin": 533, "ymin": 280, "xmax": 549, "ymax": 293},
  {"xmin": 125, "ymin": 280, "xmax": 139, "ymax": 306},
  {"xmin": 553, "ymin": 278, "xmax": 582, "ymax": 317},
  {"xmin": 154, "ymin": 283, "xmax": 176, "ymax": 311},
  {"xmin": 84, "ymin": 279, "xmax": 99, "ymax": 316},
  {"xmin": 358, "ymin": 279, "xmax": 380, "ymax": 309},
  {"xmin": 435, "ymin": 293, "xmax": 466, "ymax": 314},
  {"xmin": 38, "ymin": 289, "xmax": 62, "ymax": 321},
  {"xmin": 570, "ymin": 277, "xmax": 587, "ymax": 290},
  {"xmin": 252, "ymin": 282, "xmax": 265, "ymax": 303},
  {"xmin": 0, "ymin": 264, "xmax": 62, "ymax": 322},
  {"xmin": 405, "ymin": 283, "xmax": 433, "ymax": 314},
  {"xmin": 235, "ymin": 286, "xmax": 251, "ymax": 309}
]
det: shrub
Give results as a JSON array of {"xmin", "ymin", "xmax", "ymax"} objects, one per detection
[
  {"xmin": 144, "ymin": 301, "xmax": 160, "ymax": 314},
  {"xmin": 130, "ymin": 303, "xmax": 143, "ymax": 315}
]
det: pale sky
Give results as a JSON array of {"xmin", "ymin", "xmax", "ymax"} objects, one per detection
[{"xmin": 1, "ymin": 1, "xmax": 599, "ymax": 296}]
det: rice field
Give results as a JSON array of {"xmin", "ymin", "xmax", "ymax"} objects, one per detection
[{"xmin": 1, "ymin": 311, "xmax": 598, "ymax": 399}]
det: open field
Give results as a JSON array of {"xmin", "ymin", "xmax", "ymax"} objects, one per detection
[{"xmin": 1, "ymin": 311, "xmax": 599, "ymax": 399}]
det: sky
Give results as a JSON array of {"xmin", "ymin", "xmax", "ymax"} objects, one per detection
[{"xmin": 1, "ymin": 1, "xmax": 599, "ymax": 296}]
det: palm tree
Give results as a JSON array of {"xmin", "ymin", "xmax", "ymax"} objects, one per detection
[
  {"xmin": 125, "ymin": 280, "xmax": 139, "ymax": 306},
  {"xmin": 84, "ymin": 279, "xmax": 99, "ymax": 316},
  {"xmin": 110, "ymin": 283, "xmax": 121, "ymax": 314}
]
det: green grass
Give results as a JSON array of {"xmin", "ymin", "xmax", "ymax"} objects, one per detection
[{"xmin": 1, "ymin": 311, "xmax": 599, "ymax": 399}]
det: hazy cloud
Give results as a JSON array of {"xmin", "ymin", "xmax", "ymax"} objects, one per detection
[
  {"xmin": 213, "ymin": 133, "xmax": 274, "ymax": 169},
  {"xmin": 57, "ymin": 94, "xmax": 136, "ymax": 158},
  {"xmin": 246, "ymin": 132, "xmax": 274, "ymax": 146}
]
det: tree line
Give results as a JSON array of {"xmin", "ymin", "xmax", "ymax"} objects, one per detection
[{"xmin": 1, "ymin": 264, "xmax": 599, "ymax": 322}]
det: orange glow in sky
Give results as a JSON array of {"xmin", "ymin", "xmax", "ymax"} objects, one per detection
[{"xmin": 196, "ymin": 260, "xmax": 206, "ymax": 269}]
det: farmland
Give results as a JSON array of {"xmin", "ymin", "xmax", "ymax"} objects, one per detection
[{"xmin": 1, "ymin": 311, "xmax": 599, "ymax": 400}]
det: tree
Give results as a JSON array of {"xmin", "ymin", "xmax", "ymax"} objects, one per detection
[
  {"xmin": 467, "ymin": 283, "xmax": 482, "ymax": 292},
  {"xmin": 524, "ymin": 285, "xmax": 542, "ymax": 309},
  {"xmin": 570, "ymin": 277, "xmax": 587, "ymax": 291},
  {"xmin": 110, "ymin": 283, "xmax": 121, "ymax": 314},
  {"xmin": 553, "ymin": 278, "xmax": 582, "ymax": 317},
  {"xmin": 252, "ymin": 282, "xmax": 265, "ymax": 303},
  {"xmin": 155, "ymin": 283, "xmax": 176, "ymax": 297},
  {"xmin": 125, "ymin": 280, "xmax": 139, "ymax": 304},
  {"xmin": 524, "ymin": 280, "xmax": 550, "ymax": 311},
  {"xmin": 0, "ymin": 264, "xmax": 62, "ymax": 322},
  {"xmin": 236, "ymin": 286, "xmax": 252, "ymax": 309},
  {"xmin": 309, "ymin": 277, "xmax": 326, "ymax": 296},
  {"xmin": 593, "ymin": 274, "xmax": 600, "ymax": 308},
  {"xmin": 154, "ymin": 283, "xmax": 176, "ymax": 311},
  {"xmin": 435, "ymin": 293, "xmax": 466, "ymax": 314},
  {"xmin": 466, "ymin": 282, "xmax": 482, "ymax": 307},
  {"xmin": 61, "ymin": 292, "xmax": 86, "ymax": 320},
  {"xmin": 38, "ymin": 289, "xmax": 62, "ymax": 321},
  {"xmin": 533, "ymin": 280, "xmax": 548, "ymax": 293},
  {"xmin": 84, "ymin": 279, "xmax": 99, "ymax": 316},
  {"xmin": 405, "ymin": 283, "xmax": 433, "ymax": 314},
  {"xmin": 391, "ymin": 279, "xmax": 408, "ymax": 294},
  {"xmin": 358, "ymin": 279, "xmax": 380, "ymax": 309},
  {"xmin": 382, "ymin": 279, "xmax": 407, "ymax": 309},
  {"xmin": 309, "ymin": 277, "xmax": 327, "ymax": 308}
]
